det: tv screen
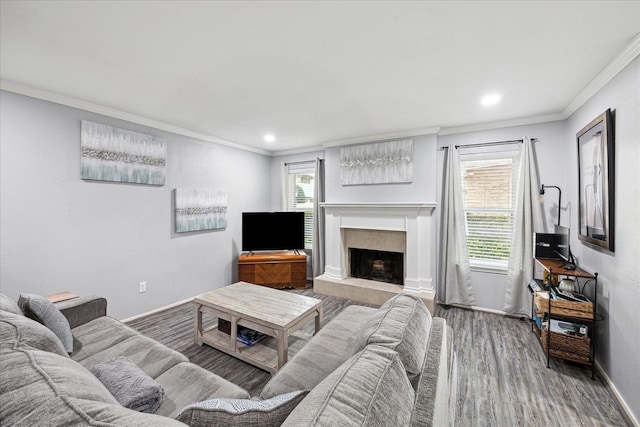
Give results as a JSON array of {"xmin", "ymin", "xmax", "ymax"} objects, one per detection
[
  {"xmin": 242, "ymin": 212, "xmax": 305, "ymax": 252},
  {"xmin": 553, "ymin": 225, "xmax": 570, "ymax": 262}
]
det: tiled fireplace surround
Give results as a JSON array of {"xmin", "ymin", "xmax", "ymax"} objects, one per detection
[{"xmin": 313, "ymin": 202, "xmax": 437, "ymax": 313}]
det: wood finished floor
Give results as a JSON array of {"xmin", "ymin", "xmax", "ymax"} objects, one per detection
[{"xmin": 126, "ymin": 289, "xmax": 631, "ymax": 426}]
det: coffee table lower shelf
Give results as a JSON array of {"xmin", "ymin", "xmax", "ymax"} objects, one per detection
[{"xmin": 199, "ymin": 324, "xmax": 281, "ymax": 374}]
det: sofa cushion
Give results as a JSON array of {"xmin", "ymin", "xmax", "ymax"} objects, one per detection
[
  {"xmin": 0, "ymin": 310, "xmax": 69, "ymax": 357},
  {"xmin": 90, "ymin": 356, "xmax": 166, "ymax": 414},
  {"xmin": 353, "ymin": 293, "xmax": 432, "ymax": 384},
  {"xmin": 282, "ymin": 345, "xmax": 415, "ymax": 427},
  {"xmin": 18, "ymin": 293, "xmax": 74, "ymax": 354},
  {"xmin": 176, "ymin": 390, "xmax": 308, "ymax": 427},
  {"xmin": 0, "ymin": 293, "xmax": 23, "ymax": 316},
  {"xmin": 71, "ymin": 316, "xmax": 188, "ymax": 379},
  {"xmin": 260, "ymin": 305, "xmax": 377, "ymax": 399},
  {"xmin": 0, "ymin": 347, "xmax": 118, "ymax": 424},
  {"xmin": 410, "ymin": 317, "xmax": 451, "ymax": 427},
  {"xmin": 154, "ymin": 362, "xmax": 251, "ymax": 418},
  {"xmin": 70, "ymin": 315, "xmax": 140, "ymax": 361}
]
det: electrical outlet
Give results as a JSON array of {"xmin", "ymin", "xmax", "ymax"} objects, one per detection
[{"xmin": 139, "ymin": 281, "xmax": 147, "ymax": 293}]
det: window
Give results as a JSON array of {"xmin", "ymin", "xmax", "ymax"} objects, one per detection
[
  {"xmin": 460, "ymin": 150, "xmax": 520, "ymax": 269},
  {"xmin": 286, "ymin": 167, "xmax": 315, "ymax": 250}
]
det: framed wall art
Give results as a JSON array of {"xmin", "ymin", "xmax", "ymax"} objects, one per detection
[
  {"xmin": 175, "ymin": 189, "xmax": 227, "ymax": 233},
  {"xmin": 577, "ymin": 109, "xmax": 614, "ymax": 251},
  {"xmin": 340, "ymin": 139, "xmax": 413, "ymax": 185},
  {"xmin": 81, "ymin": 120, "xmax": 166, "ymax": 186}
]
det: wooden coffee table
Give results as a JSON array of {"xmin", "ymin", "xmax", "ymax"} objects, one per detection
[{"xmin": 194, "ymin": 281, "xmax": 323, "ymax": 374}]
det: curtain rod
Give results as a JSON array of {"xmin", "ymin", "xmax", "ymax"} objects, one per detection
[
  {"xmin": 284, "ymin": 158, "xmax": 321, "ymax": 166},
  {"xmin": 439, "ymin": 138, "xmax": 538, "ymax": 150}
]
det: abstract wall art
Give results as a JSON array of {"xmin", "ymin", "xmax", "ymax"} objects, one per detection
[
  {"xmin": 340, "ymin": 139, "xmax": 413, "ymax": 185},
  {"xmin": 81, "ymin": 120, "xmax": 166, "ymax": 185},
  {"xmin": 175, "ymin": 189, "xmax": 228, "ymax": 233}
]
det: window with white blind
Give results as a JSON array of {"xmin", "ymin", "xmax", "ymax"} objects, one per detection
[
  {"xmin": 459, "ymin": 150, "xmax": 520, "ymax": 269},
  {"xmin": 286, "ymin": 168, "xmax": 315, "ymax": 250}
]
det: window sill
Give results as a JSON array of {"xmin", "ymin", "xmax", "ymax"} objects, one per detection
[{"xmin": 470, "ymin": 261, "xmax": 508, "ymax": 275}]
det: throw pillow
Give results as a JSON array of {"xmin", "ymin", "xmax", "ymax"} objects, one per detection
[
  {"xmin": 176, "ymin": 390, "xmax": 308, "ymax": 427},
  {"xmin": 90, "ymin": 356, "xmax": 166, "ymax": 414},
  {"xmin": 1, "ymin": 293, "xmax": 23, "ymax": 316},
  {"xmin": 18, "ymin": 293, "xmax": 73, "ymax": 353}
]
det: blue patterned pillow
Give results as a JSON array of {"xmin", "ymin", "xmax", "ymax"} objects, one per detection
[
  {"xmin": 176, "ymin": 390, "xmax": 308, "ymax": 426},
  {"xmin": 18, "ymin": 293, "xmax": 73, "ymax": 353}
]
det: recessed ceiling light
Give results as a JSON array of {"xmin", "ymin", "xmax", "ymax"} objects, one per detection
[
  {"xmin": 264, "ymin": 134, "xmax": 276, "ymax": 143},
  {"xmin": 481, "ymin": 94, "xmax": 501, "ymax": 106}
]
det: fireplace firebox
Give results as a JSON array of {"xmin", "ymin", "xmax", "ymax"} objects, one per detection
[{"xmin": 349, "ymin": 248, "xmax": 404, "ymax": 285}]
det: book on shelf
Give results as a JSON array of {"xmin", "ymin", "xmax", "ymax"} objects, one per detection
[{"xmin": 236, "ymin": 327, "xmax": 267, "ymax": 346}]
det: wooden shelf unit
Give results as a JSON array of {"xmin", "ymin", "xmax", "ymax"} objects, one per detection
[
  {"xmin": 532, "ymin": 258, "xmax": 598, "ymax": 379},
  {"xmin": 238, "ymin": 251, "xmax": 307, "ymax": 289}
]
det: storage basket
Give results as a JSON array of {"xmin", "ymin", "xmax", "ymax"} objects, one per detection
[
  {"xmin": 541, "ymin": 325, "xmax": 591, "ymax": 364},
  {"xmin": 534, "ymin": 291, "xmax": 593, "ymax": 320}
]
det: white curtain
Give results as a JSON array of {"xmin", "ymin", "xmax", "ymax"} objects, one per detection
[
  {"xmin": 312, "ymin": 158, "xmax": 325, "ymax": 277},
  {"xmin": 280, "ymin": 162, "xmax": 289, "ymax": 211},
  {"xmin": 504, "ymin": 137, "xmax": 545, "ymax": 315},
  {"xmin": 438, "ymin": 146, "xmax": 475, "ymax": 305}
]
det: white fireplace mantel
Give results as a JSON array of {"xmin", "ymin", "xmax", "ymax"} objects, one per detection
[{"xmin": 319, "ymin": 201, "xmax": 437, "ymax": 297}]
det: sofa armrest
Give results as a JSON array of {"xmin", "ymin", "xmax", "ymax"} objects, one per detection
[{"xmin": 55, "ymin": 296, "xmax": 107, "ymax": 328}]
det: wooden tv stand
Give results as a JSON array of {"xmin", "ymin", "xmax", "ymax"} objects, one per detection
[{"xmin": 238, "ymin": 251, "xmax": 307, "ymax": 289}]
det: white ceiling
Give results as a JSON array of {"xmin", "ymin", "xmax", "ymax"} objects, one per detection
[{"xmin": 1, "ymin": 1, "xmax": 639, "ymax": 154}]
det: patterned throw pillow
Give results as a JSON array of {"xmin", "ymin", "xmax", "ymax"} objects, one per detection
[
  {"xmin": 176, "ymin": 390, "xmax": 308, "ymax": 427},
  {"xmin": 18, "ymin": 293, "xmax": 73, "ymax": 353},
  {"xmin": 90, "ymin": 356, "xmax": 166, "ymax": 414}
]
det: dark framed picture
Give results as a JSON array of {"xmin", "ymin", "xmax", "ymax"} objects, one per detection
[{"xmin": 577, "ymin": 109, "xmax": 614, "ymax": 251}]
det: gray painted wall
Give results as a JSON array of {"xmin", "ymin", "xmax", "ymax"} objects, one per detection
[
  {"xmin": 564, "ymin": 56, "xmax": 639, "ymax": 421},
  {"xmin": 0, "ymin": 91, "xmax": 271, "ymax": 319}
]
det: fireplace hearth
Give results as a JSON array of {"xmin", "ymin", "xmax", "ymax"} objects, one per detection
[{"xmin": 350, "ymin": 248, "xmax": 403, "ymax": 285}]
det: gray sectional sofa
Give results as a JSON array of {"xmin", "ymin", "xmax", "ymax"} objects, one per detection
[{"xmin": 1, "ymin": 292, "xmax": 456, "ymax": 426}]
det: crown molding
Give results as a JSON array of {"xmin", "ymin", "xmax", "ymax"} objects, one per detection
[
  {"xmin": 0, "ymin": 80, "xmax": 271, "ymax": 156},
  {"xmin": 563, "ymin": 33, "xmax": 640, "ymax": 119},
  {"xmin": 438, "ymin": 113, "xmax": 565, "ymax": 136},
  {"xmin": 269, "ymin": 145, "xmax": 326, "ymax": 157},
  {"xmin": 322, "ymin": 126, "xmax": 441, "ymax": 148}
]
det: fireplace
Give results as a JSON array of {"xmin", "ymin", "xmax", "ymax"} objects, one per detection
[
  {"xmin": 314, "ymin": 202, "xmax": 437, "ymax": 311},
  {"xmin": 350, "ymin": 248, "xmax": 403, "ymax": 285}
]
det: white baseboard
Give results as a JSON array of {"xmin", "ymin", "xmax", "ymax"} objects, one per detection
[
  {"xmin": 442, "ymin": 303, "xmax": 523, "ymax": 319},
  {"xmin": 595, "ymin": 360, "xmax": 639, "ymax": 426},
  {"xmin": 120, "ymin": 297, "xmax": 194, "ymax": 323}
]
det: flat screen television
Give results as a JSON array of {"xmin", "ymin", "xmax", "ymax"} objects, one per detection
[
  {"xmin": 242, "ymin": 212, "xmax": 305, "ymax": 252},
  {"xmin": 553, "ymin": 225, "xmax": 570, "ymax": 262}
]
